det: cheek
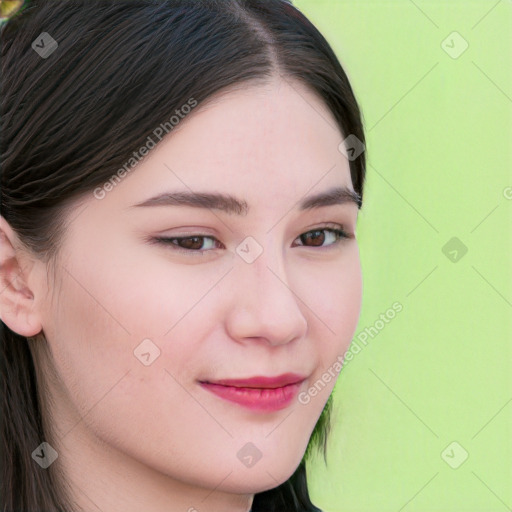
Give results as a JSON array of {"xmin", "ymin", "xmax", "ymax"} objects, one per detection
[
  {"xmin": 44, "ymin": 243, "xmax": 213, "ymax": 438},
  {"xmin": 280, "ymin": 248, "xmax": 361, "ymax": 422},
  {"xmin": 304, "ymin": 247, "xmax": 362, "ymax": 361},
  {"xmin": 44, "ymin": 275, "xmax": 134, "ymax": 426}
]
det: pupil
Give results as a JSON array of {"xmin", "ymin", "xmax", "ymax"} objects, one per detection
[
  {"xmin": 304, "ymin": 230, "xmax": 324, "ymax": 247},
  {"xmin": 183, "ymin": 237, "xmax": 203, "ymax": 250}
]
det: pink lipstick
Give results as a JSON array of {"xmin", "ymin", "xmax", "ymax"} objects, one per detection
[{"xmin": 199, "ymin": 373, "xmax": 306, "ymax": 412}]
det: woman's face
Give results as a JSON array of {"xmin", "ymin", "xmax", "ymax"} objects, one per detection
[{"xmin": 34, "ymin": 78, "xmax": 362, "ymax": 503}]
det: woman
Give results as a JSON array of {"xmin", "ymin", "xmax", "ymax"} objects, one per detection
[{"xmin": 0, "ymin": 1, "xmax": 367, "ymax": 510}]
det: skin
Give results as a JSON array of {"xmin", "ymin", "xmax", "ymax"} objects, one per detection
[{"xmin": 0, "ymin": 77, "xmax": 362, "ymax": 512}]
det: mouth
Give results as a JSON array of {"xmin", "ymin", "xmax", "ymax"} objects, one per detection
[{"xmin": 199, "ymin": 373, "xmax": 307, "ymax": 412}]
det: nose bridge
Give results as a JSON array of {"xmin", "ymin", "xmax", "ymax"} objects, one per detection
[
  {"xmin": 241, "ymin": 229, "xmax": 292, "ymax": 293},
  {"xmin": 225, "ymin": 235, "xmax": 308, "ymax": 345}
]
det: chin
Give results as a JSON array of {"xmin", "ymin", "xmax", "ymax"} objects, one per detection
[{"xmin": 219, "ymin": 455, "xmax": 303, "ymax": 494}]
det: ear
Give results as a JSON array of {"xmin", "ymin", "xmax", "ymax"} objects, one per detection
[{"xmin": 0, "ymin": 216, "xmax": 44, "ymax": 337}]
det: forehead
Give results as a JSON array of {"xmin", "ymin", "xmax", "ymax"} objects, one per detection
[
  {"xmin": 93, "ymin": 78, "xmax": 355, "ymax": 216},
  {"xmin": 171, "ymin": 78, "xmax": 345, "ymax": 170}
]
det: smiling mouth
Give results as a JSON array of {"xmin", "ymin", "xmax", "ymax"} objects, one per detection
[{"xmin": 199, "ymin": 373, "xmax": 307, "ymax": 412}]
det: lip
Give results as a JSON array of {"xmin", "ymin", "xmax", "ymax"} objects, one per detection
[
  {"xmin": 199, "ymin": 373, "xmax": 307, "ymax": 412},
  {"xmin": 205, "ymin": 373, "xmax": 307, "ymax": 389}
]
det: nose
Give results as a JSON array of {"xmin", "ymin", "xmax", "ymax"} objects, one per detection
[{"xmin": 224, "ymin": 245, "xmax": 308, "ymax": 347}]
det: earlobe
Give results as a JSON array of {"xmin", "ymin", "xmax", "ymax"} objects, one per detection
[{"xmin": 0, "ymin": 216, "xmax": 43, "ymax": 338}]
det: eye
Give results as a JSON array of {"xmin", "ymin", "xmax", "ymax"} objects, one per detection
[
  {"xmin": 151, "ymin": 224, "xmax": 352, "ymax": 256},
  {"xmin": 293, "ymin": 225, "xmax": 350, "ymax": 249},
  {"xmin": 152, "ymin": 235, "xmax": 222, "ymax": 255}
]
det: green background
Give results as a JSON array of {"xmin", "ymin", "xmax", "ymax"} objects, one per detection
[{"xmin": 294, "ymin": 1, "xmax": 512, "ymax": 511}]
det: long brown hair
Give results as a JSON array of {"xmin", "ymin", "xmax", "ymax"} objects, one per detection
[{"xmin": 0, "ymin": 1, "xmax": 366, "ymax": 510}]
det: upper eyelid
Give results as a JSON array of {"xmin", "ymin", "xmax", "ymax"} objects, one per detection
[{"xmin": 160, "ymin": 224, "xmax": 350, "ymax": 240}]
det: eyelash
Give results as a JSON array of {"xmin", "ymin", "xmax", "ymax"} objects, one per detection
[{"xmin": 151, "ymin": 224, "xmax": 352, "ymax": 256}]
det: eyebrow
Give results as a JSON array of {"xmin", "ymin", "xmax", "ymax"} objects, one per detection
[{"xmin": 130, "ymin": 185, "xmax": 362, "ymax": 214}]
